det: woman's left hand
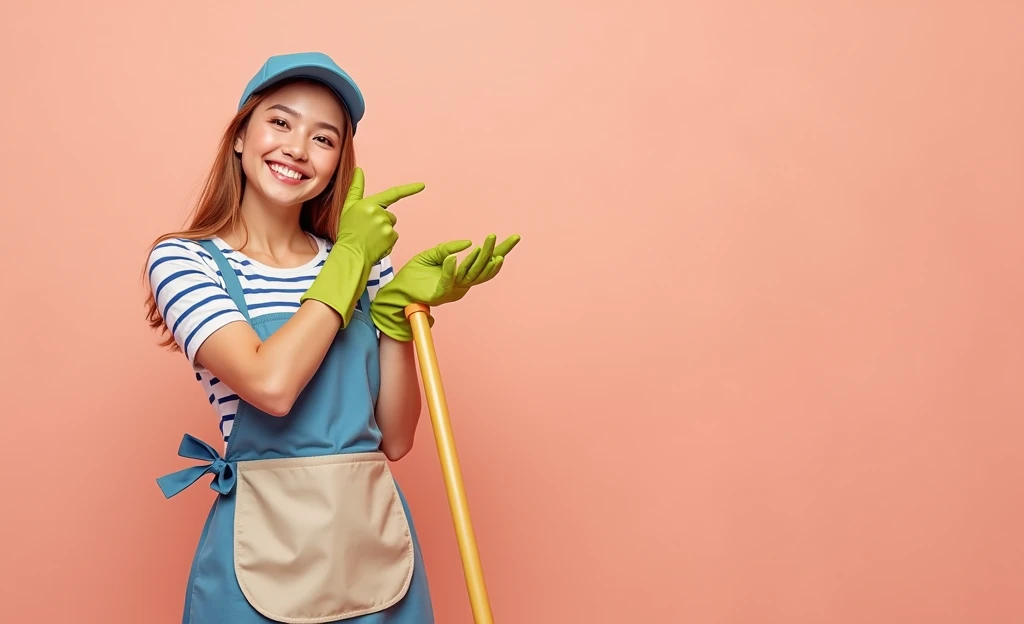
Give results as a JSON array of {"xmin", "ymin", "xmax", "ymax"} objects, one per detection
[{"xmin": 369, "ymin": 234, "xmax": 521, "ymax": 341}]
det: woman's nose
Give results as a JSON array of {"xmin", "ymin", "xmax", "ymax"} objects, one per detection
[{"xmin": 281, "ymin": 142, "xmax": 307, "ymax": 161}]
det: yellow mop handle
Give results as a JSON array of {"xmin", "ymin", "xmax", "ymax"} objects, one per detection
[{"xmin": 404, "ymin": 303, "xmax": 495, "ymax": 624}]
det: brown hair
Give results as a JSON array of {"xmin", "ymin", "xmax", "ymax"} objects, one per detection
[{"xmin": 141, "ymin": 80, "xmax": 356, "ymax": 351}]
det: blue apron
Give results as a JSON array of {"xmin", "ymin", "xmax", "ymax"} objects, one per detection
[{"xmin": 157, "ymin": 239, "xmax": 434, "ymax": 624}]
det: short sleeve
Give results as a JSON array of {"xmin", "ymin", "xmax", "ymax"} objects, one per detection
[
  {"xmin": 368, "ymin": 255, "xmax": 395, "ymax": 302},
  {"xmin": 147, "ymin": 239, "xmax": 247, "ymax": 363}
]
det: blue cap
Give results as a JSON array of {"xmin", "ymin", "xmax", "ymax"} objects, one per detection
[{"xmin": 238, "ymin": 52, "xmax": 366, "ymax": 134}]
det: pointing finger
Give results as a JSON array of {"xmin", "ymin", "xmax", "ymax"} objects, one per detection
[
  {"xmin": 345, "ymin": 167, "xmax": 365, "ymax": 205},
  {"xmin": 366, "ymin": 182, "xmax": 426, "ymax": 208}
]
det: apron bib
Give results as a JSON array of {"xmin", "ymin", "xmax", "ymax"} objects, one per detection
[{"xmin": 157, "ymin": 239, "xmax": 434, "ymax": 624}]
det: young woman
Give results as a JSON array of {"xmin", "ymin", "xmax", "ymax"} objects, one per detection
[{"xmin": 144, "ymin": 52, "xmax": 519, "ymax": 624}]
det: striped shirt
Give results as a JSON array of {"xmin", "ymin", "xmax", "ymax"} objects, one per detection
[{"xmin": 146, "ymin": 235, "xmax": 393, "ymax": 443}]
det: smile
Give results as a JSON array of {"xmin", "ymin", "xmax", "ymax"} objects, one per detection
[{"xmin": 266, "ymin": 161, "xmax": 309, "ymax": 184}]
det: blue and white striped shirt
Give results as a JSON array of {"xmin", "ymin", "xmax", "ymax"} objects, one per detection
[{"xmin": 147, "ymin": 235, "xmax": 393, "ymax": 443}]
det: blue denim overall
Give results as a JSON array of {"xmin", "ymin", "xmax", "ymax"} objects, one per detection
[{"xmin": 157, "ymin": 240, "xmax": 433, "ymax": 624}]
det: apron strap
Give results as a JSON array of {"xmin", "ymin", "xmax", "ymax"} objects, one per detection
[
  {"xmin": 197, "ymin": 239, "xmax": 251, "ymax": 322},
  {"xmin": 156, "ymin": 433, "xmax": 236, "ymax": 498}
]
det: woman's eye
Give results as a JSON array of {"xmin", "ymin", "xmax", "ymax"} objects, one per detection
[
  {"xmin": 315, "ymin": 136, "xmax": 334, "ymax": 147},
  {"xmin": 271, "ymin": 118, "xmax": 288, "ymax": 128}
]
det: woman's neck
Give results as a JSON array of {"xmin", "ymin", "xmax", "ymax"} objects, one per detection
[{"xmin": 221, "ymin": 193, "xmax": 317, "ymax": 268}]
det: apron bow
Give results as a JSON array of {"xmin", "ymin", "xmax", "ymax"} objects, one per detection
[{"xmin": 156, "ymin": 433, "xmax": 236, "ymax": 499}]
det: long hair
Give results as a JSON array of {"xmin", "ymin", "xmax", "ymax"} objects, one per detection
[{"xmin": 142, "ymin": 80, "xmax": 356, "ymax": 351}]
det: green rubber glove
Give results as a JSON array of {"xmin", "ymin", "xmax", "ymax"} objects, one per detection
[
  {"xmin": 370, "ymin": 234, "xmax": 521, "ymax": 341},
  {"xmin": 300, "ymin": 168, "xmax": 424, "ymax": 326}
]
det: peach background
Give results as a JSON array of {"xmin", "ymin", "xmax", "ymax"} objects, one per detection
[{"xmin": 2, "ymin": 1, "xmax": 1023, "ymax": 622}]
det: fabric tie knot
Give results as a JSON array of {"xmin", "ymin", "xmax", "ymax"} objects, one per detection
[{"xmin": 156, "ymin": 433, "xmax": 236, "ymax": 499}]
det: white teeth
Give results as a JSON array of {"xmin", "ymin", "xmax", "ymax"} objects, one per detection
[{"xmin": 269, "ymin": 163, "xmax": 303, "ymax": 179}]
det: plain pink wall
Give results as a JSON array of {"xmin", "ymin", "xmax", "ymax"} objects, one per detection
[{"xmin": 2, "ymin": 2, "xmax": 1023, "ymax": 622}]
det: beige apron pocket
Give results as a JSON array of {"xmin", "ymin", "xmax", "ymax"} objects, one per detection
[{"xmin": 233, "ymin": 452, "xmax": 414, "ymax": 623}]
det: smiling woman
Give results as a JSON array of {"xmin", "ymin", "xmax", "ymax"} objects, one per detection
[{"xmin": 141, "ymin": 51, "xmax": 520, "ymax": 624}]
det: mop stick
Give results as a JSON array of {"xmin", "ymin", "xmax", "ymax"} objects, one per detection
[{"xmin": 404, "ymin": 303, "xmax": 495, "ymax": 624}]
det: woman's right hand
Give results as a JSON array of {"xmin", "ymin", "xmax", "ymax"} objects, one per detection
[
  {"xmin": 300, "ymin": 168, "xmax": 424, "ymax": 329},
  {"xmin": 335, "ymin": 167, "xmax": 425, "ymax": 265}
]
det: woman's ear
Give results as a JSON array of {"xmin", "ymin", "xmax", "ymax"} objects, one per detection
[{"xmin": 234, "ymin": 126, "xmax": 246, "ymax": 155}]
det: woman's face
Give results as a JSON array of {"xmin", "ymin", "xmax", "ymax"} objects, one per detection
[{"xmin": 235, "ymin": 81, "xmax": 347, "ymax": 209}]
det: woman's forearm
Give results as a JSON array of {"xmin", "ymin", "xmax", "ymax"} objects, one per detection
[
  {"xmin": 375, "ymin": 334, "xmax": 423, "ymax": 460},
  {"xmin": 194, "ymin": 300, "xmax": 344, "ymax": 417}
]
